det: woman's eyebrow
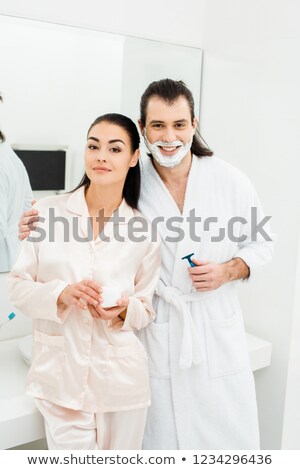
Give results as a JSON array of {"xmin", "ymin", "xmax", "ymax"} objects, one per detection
[
  {"xmin": 87, "ymin": 137, "xmax": 125, "ymax": 145},
  {"xmin": 108, "ymin": 139, "xmax": 125, "ymax": 145}
]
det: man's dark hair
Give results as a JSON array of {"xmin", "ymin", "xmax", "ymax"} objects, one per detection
[{"xmin": 140, "ymin": 79, "xmax": 213, "ymax": 158}]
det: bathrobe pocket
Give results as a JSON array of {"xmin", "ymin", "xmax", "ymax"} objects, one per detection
[
  {"xmin": 30, "ymin": 330, "xmax": 65, "ymax": 386},
  {"xmin": 205, "ymin": 312, "xmax": 250, "ymax": 378},
  {"xmin": 105, "ymin": 341, "xmax": 149, "ymax": 397},
  {"xmin": 138, "ymin": 321, "xmax": 170, "ymax": 379}
]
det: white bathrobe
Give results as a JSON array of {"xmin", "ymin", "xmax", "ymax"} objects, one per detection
[
  {"xmin": 138, "ymin": 154, "xmax": 274, "ymax": 450},
  {"xmin": 0, "ymin": 142, "xmax": 32, "ymax": 272}
]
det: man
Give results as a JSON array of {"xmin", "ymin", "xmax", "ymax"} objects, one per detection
[
  {"xmin": 19, "ymin": 79, "xmax": 273, "ymax": 449},
  {"xmin": 0, "ymin": 94, "xmax": 33, "ymax": 272}
]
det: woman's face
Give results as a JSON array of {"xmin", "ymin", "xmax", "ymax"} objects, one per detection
[{"xmin": 85, "ymin": 121, "xmax": 139, "ymax": 187}]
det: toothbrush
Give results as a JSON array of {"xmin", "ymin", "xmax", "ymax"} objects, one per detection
[{"xmin": 0, "ymin": 312, "xmax": 16, "ymax": 328}]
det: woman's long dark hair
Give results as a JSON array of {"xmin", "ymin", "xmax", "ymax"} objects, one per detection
[
  {"xmin": 72, "ymin": 113, "xmax": 140, "ymax": 209},
  {"xmin": 140, "ymin": 78, "xmax": 213, "ymax": 158},
  {"xmin": 0, "ymin": 94, "xmax": 5, "ymax": 143}
]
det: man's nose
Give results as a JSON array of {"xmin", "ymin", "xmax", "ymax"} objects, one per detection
[{"xmin": 161, "ymin": 127, "xmax": 177, "ymax": 142}]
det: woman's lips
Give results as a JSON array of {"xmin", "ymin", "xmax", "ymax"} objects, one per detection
[{"xmin": 93, "ymin": 167, "xmax": 111, "ymax": 172}]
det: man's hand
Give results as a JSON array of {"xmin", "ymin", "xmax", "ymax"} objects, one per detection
[
  {"xmin": 19, "ymin": 199, "xmax": 38, "ymax": 241},
  {"xmin": 88, "ymin": 297, "xmax": 129, "ymax": 320},
  {"xmin": 188, "ymin": 257, "xmax": 250, "ymax": 292}
]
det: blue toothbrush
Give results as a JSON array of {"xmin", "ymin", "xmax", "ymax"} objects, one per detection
[{"xmin": 0, "ymin": 312, "xmax": 16, "ymax": 328}]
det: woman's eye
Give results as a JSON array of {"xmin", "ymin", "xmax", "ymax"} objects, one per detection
[
  {"xmin": 110, "ymin": 147, "xmax": 121, "ymax": 153},
  {"xmin": 88, "ymin": 145, "xmax": 98, "ymax": 150}
]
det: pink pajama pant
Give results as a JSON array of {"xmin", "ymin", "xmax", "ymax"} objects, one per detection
[{"xmin": 35, "ymin": 399, "xmax": 148, "ymax": 450}]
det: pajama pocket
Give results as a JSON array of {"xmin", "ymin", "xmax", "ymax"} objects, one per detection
[
  {"xmin": 205, "ymin": 312, "xmax": 250, "ymax": 378},
  {"xmin": 105, "ymin": 341, "xmax": 149, "ymax": 397},
  {"xmin": 138, "ymin": 321, "xmax": 170, "ymax": 379},
  {"xmin": 29, "ymin": 330, "xmax": 65, "ymax": 386}
]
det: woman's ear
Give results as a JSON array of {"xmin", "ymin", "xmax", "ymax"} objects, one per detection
[{"xmin": 130, "ymin": 148, "xmax": 140, "ymax": 167}]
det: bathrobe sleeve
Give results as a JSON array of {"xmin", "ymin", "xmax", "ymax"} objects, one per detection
[
  {"xmin": 233, "ymin": 174, "xmax": 275, "ymax": 279},
  {"xmin": 107, "ymin": 238, "xmax": 161, "ymax": 331},
  {"xmin": 8, "ymin": 232, "xmax": 71, "ymax": 324},
  {"xmin": 0, "ymin": 168, "xmax": 8, "ymax": 240}
]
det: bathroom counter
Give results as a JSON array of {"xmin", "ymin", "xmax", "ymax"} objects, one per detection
[{"xmin": 0, "ymin": 333, "xmax": 272, "ymax": 449}]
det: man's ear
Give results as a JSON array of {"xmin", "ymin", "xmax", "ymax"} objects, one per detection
[
  {"xmin": 192, "ymin": 117, "xmax": 198, "ymax": 133},
  {"xmin": 138, "ymin": 119, "xmax": 144, "ymax": 135},
  {"xmin": 130, "ymin": 148, "xmax": 140, "ymax": 167}
]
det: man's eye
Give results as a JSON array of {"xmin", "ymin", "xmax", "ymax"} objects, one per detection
[
  {"xmin": 153, "ymin": 124, "xmax": 163, "ymax": 128},
  {"xmin": 175, "ymin": 123, "xmax": 185, "ymax": 128}
]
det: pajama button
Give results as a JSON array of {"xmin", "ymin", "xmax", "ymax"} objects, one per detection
[{"xmin": 82, "ymin": 317, "xmax": 89, "ymax": 324}]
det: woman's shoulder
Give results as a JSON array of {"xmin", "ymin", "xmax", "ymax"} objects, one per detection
[{"xmin": 33, "ymin": 192, "xmax": 70, "ymax": 212}]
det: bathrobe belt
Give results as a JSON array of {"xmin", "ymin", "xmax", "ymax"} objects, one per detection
[{"xmin": 155, "ymin": 280, "xmax": 203, "ymax": 369}]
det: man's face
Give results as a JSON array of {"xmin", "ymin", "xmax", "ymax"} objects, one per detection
[{"xmin": 141, "ymin": 96, "xmax": 197, "ymax": 158}]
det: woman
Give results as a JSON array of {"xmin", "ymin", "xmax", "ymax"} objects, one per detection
[{"xmin": 9, "ymin": 113, "xmax": 160, "ymax": 450}]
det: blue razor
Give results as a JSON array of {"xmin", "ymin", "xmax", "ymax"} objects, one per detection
[{"xmin": 181, "ymin": 253, "xmax": 196, "ymax": 267}]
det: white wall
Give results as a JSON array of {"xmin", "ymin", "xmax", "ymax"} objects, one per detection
[
  {"xmin": 281, "ymin": 234, "xmax": 300, "ymax": 448},
  {"xmin": 199, "ymin": 0, "xmax": 300, "ymax": 449},
  {"xmin": 0, "ymin": 0, "xmax": 204, "ymax": 48}
]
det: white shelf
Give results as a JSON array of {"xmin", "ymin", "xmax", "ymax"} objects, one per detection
[
  {"xmin": 247, "ymin": 333, "xmax": 272, "ymax": 372},
  {"xmin": 0, "ymin": 332, "xmax": 272, "ymax": 449}
]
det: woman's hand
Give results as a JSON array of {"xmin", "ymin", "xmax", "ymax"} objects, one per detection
[
  {"xmin": 18, "ymin": 199, "xmax": 38, "ymax": 241},
  {"xmin": 57, "ymin": 281, "xmax": 103, "ymax": 310},
  {"xmin": 88, "ymin": 297, "xmax": 129, "ymax": 320}
]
